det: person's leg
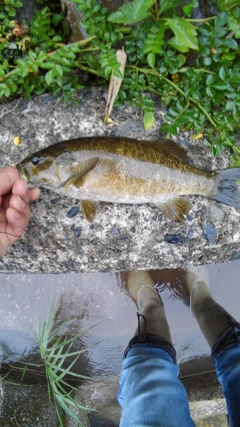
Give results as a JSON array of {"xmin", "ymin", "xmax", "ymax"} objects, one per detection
[
  {"xmin": 187, "ymin": 277, "xmax": 240, "ymax": 427},
  {"xmin": 118, "ymin": 271, "xmax": 196, "ymax": 427}
]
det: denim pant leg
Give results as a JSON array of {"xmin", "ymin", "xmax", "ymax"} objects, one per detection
[
  {"xmin": 118, "ymin": 344, "xmax": 196, "ymax": 427},
  {"xmin": 213, "ymin": 344, "xmax": 240, "ymax": 427}
]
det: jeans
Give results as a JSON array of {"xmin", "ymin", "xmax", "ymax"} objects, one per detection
[{"xmin": 118, "ymin": 342, "xmax": 240, "ymax": 427}]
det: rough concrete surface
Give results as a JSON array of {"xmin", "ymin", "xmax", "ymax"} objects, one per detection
[{"xmin": 0, "ymin": 86, "xmax": 240, "ymax": 273}]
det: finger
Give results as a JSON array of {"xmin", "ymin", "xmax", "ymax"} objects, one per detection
[
  {"xmin": 9, "ymin": 194, "xmax": 31, "ymax": 219},
  {"xmin": 29, "ymin": 187, "xmax": 40, "ymax": 201},
  {"xmin": 6, "ymin": 206, "xmax": 30, "ymax": 238},
  {"xmin": 0, "ymin": 167, "xmax": 19, "ymax": 196},
  {"xmin": 12, "ymin": 179, "xmax": 40, "ymax": 203}
]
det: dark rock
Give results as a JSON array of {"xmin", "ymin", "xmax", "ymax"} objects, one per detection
[
  {"xmin": 51, "ymin": 196, "xmax": 61, "ymax": 205},
  {"xmin": 164, "ymin": 234, "xmax": 185, "ymax": 245},
  {"xmin": 66, "ymin": 206, "xmax": 80, "ymax": 218},
  {"xmin": 202, "ymin": 223, "xmax": 217, "ymax": 245},
  {"xmin": 231, "ymin": 252, "xmax": 240, "ymax": 261}
]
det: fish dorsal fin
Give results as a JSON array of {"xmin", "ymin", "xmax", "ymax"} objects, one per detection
[
  {"xmin": 158, "ymin": 140, "xmax": 190, "ymax": 163},
  {"xmin": 157, "ymin": 197, "xmax": 190, "ymax": 222},
  {"xmin": 81, "ymin": 200, "xmax": 98, "ymax": 222},
  {"xmin": 64, "ymin": 157, "xmax": 99, "ymax": 189}
]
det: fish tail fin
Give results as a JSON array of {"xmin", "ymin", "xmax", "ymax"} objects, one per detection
[{"xmin": 213, "ymin": 168, "xmax": 240, "ymax": 208}]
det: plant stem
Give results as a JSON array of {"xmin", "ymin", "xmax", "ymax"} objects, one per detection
[
  {"xmin": 0, "ymin": 36, "xmax": 96, "ymax": 83},
  {"xmin": 186, "ymin": 17, "xmax": 216, "ymax": 22},
  {"xmin": 129, "ymin": 65, "xmax": 217, "ymax": 128},
  {"xmin": 154, "ymin": 1, "xmax": 159, "ymax": 19},
  {"xmin": 75, "ymin": 63, "xmax": 104, "ymax": 77}
]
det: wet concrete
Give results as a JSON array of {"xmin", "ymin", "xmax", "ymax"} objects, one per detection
[{"xmin": 0, "ymin": 261, "xmax": 239, "ymax": 425}]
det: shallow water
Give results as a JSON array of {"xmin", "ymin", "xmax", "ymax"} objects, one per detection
[{"xmin": 0, "ymin": 261, "xmax": 239, "ymax": 378}]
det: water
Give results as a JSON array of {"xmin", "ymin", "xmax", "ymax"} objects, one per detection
[{"xmin": 0, "ymin": 261, "xmax": 239, "ymax": 378}]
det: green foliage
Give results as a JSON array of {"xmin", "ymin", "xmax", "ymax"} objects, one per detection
[
  {"xmin": 0, "ymin": 0, "xmax": 240, "ymax": 163},
  {"xmin": 11, "ymin": 305, "xmax": 94, "ymax": 426},
  {"xmin": 0, "ymin": 0, "xmax": 84, "ymax": 103}
]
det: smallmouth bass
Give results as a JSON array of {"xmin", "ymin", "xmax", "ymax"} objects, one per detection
[{"xmin": 16, "ymin": 136, "xmax": 240, "ymax": 222}]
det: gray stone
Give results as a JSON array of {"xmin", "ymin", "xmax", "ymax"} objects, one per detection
[
  {"xmin": 0, "ymin": 86, "xmax": 240, "ymax": 273},
  {"xmin": 202, "ymin": 223, "xmax": 217, "ymax": 245}
]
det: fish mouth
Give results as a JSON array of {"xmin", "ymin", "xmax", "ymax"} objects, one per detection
[{"xmin": 16, "ymin": 164, "xmax": 30, "ymax": 182}]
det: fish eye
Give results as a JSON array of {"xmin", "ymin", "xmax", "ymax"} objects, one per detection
[{"xmin": 31, "ymin": 156, "xmax": 42, "ymax": 166}]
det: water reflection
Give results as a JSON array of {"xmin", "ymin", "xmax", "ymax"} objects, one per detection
[{"xmin": 0, "ymin": 261, "xmax": 239, "ymax": 378}]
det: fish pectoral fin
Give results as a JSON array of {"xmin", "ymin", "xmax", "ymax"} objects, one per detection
[
  {"xmin": 157, "ymin": 197, "xmax": 190, "ymax": 222},
  {"xmin": 81, "ymin": 200, "xmax": 98, "ymax": 222},
  {"xmin": 63, "ymin": 157, "xmax": 99, "ymax": 189}
]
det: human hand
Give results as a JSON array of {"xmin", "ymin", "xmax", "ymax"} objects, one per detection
[{"xmin": 0, "ymin": 166, "xmax": 40, "ymax": 258}]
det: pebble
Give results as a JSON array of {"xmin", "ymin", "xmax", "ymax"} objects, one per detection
[
  {"xmin": 202, "ymin": 223, "xmax": 217, "ymax": 244},
  {"xmin": 112, "ymin": 226, "xmax": 121, "ymax": 236},
  {"xmin": 66, "ymin": 206, "xmax": 80, "ymax": 218},
  {"xmin": 187, "ymin": 230, "xmax": 194, "ymax": 239},
  {"xmin": 75, "ymin": 227, "xmax": 82, "ymax": 237},
  {"xmin": 164, "ymin": 234, "xmax": 185, "ymax": 245},
  {"xmin": 51, "ymin": 196, "xmax": 61, "ymax": 204},
  {"xmin": 231, "ymin": 251, "xmax": 240, "ymax": 261},
  {"xmin": 210, "ymin": 205, "xmax": 224, "ymax": 222}
]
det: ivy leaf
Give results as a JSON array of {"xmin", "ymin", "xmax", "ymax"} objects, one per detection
[
  {"xmin": 143, "ymin": 111, "xmax": 155, "ymax": 130},
  {"xmin": 108, "ymin": 3, "xmax": 150, "ymax": 24},
  {"xmin": 133, "ymin": 0, "xmax": 156, "ymax": 19},
  {"xmin": 165, "ymin": 18, "xmax": 199, "ymax": 50}
]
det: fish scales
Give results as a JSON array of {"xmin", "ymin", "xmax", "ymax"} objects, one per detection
[{"xmin": 16, "ymin": 136, "xmax": 240, "ymax": 222}]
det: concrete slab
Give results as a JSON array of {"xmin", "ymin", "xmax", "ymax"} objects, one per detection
[{"xmin": 0, "ymin": 87, "xmax": 240, "ymax": 272}]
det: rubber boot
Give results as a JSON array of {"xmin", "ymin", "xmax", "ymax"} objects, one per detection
[
  {"xmin": 187, "ymin": 279, "xmax": 239, "ymax": 349},
  {"xmin": 127, "ymin": 271, "xmax": 173, "ymax": 344}
]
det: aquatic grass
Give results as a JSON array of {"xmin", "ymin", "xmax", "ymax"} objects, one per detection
[{"xmin": 7, "ymin": 304, "xmax": 96, "ymax": 427}]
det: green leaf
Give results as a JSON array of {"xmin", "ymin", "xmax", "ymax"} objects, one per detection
[
  {"xmin": 147, "ymin": 52, "xmax": 155, "ymax": 68},
  {"xmin": 45, "ymin": 69, "xmax": 55, "ymax": 85},
  {"xmin": 228, "ymin": 13, "xmax": 240, "ymax": 38},
  {"xmin": 213, "ymin": 82, "xmax": 229, "ymax": 90},
  {"xmin": 108, "ymin": 3, "xmax": 150, "ymax": 24},
  {"xmin": 204, "ymin": 57, "xmax": 212, "ymax": 65},
  {"xmin": 55, "ymin": 64, "xmax": 63, "ymax": 76},
  {"xmin": 226, "ymin": 100, "xmax": 235, "ymax": 110},
  {"xmin": 133, "ymin": 0, "xmax": 156, "ymax": 19},
  {"xmin": 18, "ymin": 67, "xmax": 29, "ymax": 78},
  {"xmin": 183, "ymin": 5, "xmax": 192, "ymax": 16},
  {"xmin": 113, "ymin": 68, "xmax": 123, "ymax": 78},
  {"xmin": 159, "ymin": 0, "xmax": 184, "ymax": 14},
  {"xmin": 206, "ymin": 87, "xmax": 214, "ymax": 97},
  {"xmin": 223, "ymin": 53, "xmax": 236, "ymax": 60},
  {"xmin": 215, "ymin": 12, "xmax": 228, "ymax": 26},
  {"xmin": 4, "ymin": 86, "xmax": 11, "ymax": 97},
  {"xmin": 219, "ymin": 66, "xmax": 227, "ymax": 80},
  {"xmin": 167, "ymin": 36, "xmax": 190, "ymax": 52},
  {"xmin": 165, "ymin": 18, "xmax": 199, "ymax": 50},
  {"xmin": 217, "ymin": 0, "xmax": 240, "ymax": 11},
  {"xmin": 144, "ymin": 111, "xmax": 155, "ymax": 130},
  {"xmin": 40, "ymin": 61, "xmax": 55, "ymax": 69}
]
